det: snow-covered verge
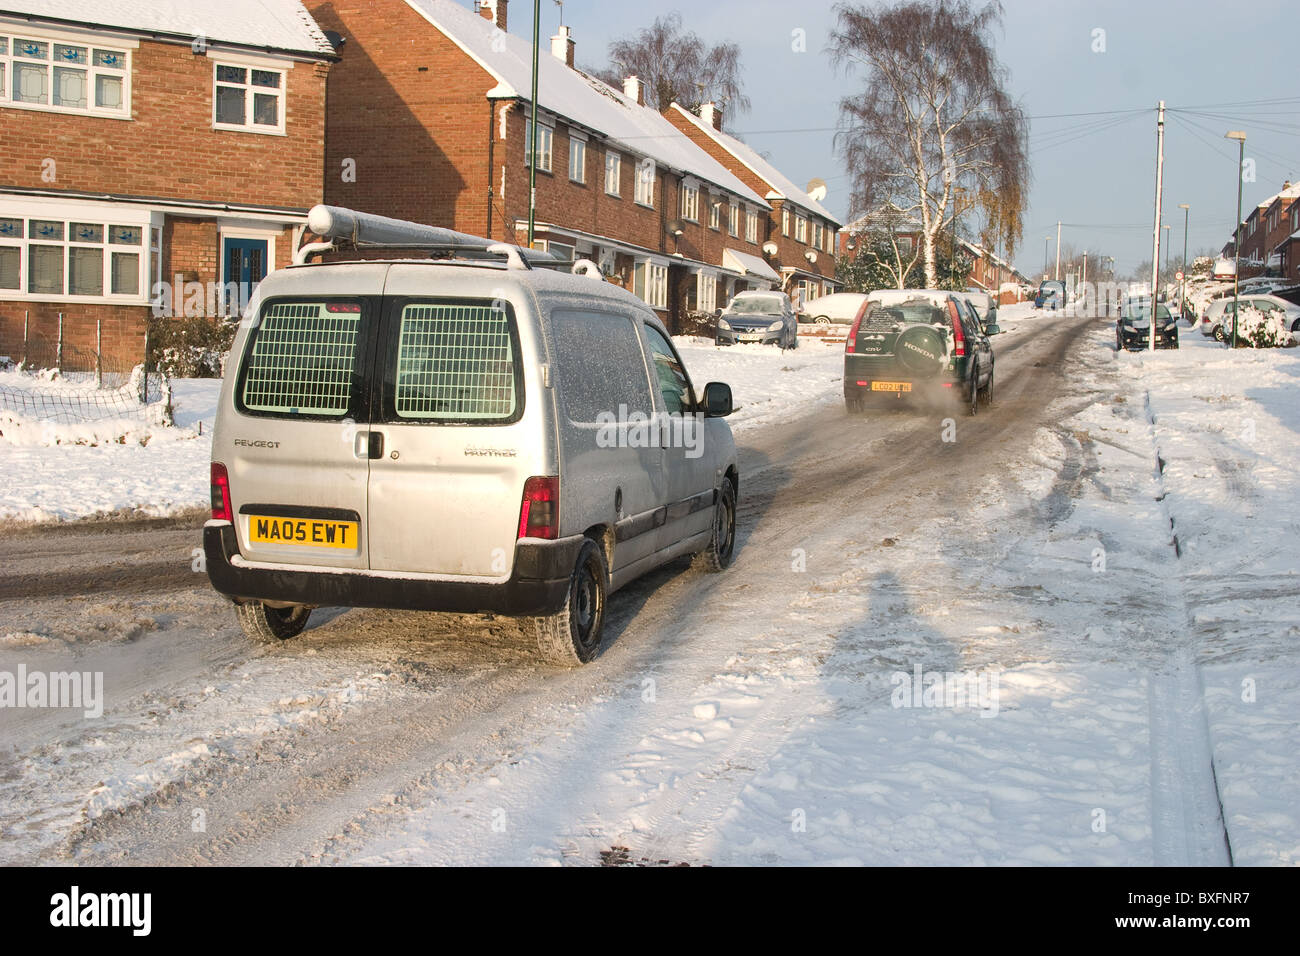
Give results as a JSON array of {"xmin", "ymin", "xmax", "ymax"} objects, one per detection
[
  {"xmin": 0, "ymin": 376, "xmax": 218, "ymax": 524},
  {"xmin": 0, "ymin": 341, "xmax": 843, "ymax": 524}
]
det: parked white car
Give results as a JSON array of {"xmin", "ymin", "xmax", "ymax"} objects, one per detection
[
  {"xmin": 800, "ymin": 292, "xmax": 869, "ymax": 326},
  {"xmin": 1201, "ymin": 294, "xmax": 1300, "ymax": 341}
]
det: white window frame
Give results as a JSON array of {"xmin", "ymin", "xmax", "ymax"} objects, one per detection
[
  {"xmin": 795, "ymin": 215, "xmax": 808, "ymax": 243},
  {"xmin": 0, "ymin": 27, "xmax": 134, "ymax": 119},
  {"xmin": 728, "ymin": 202, "xmax": 739, "ymax": 237},
  {"xmin": 212, "ymin": 55, "xmax": 288, "ymax": 135},
  {"xmin": 709, "ymin": 196, "xmax": 721, "ymax": 230},
  {"xmin": 634, "ymin": 260, "xmax": 668, "ymax": 309},
  {"xmin": 680, "ymin": 182, "xmax": 699, "ymax": 222},
  {"xmin": 525, "ymin": 116, "xmax": 555, "ymax": 173},
  {"xmin": 634, "ymin": 159, "xmax": 656, "ymax": 207},
  {"xmin": 604, "ymin": 149, "xmax": 621, "ymax": 196},
  {"xmin": 568, "ymin": 131, "xmax": 586, "ymax": 184},
  {"xmin": 745, "ymin": 208, "xmax": 758, "ymax": 243},
  {"xmin": 782, "ymin": 207, "xmax": 790, "ymax": 237},
  {"xmin": 697, "ymin": 271, "xmax": 717, "ymax": 313},
  {"xmin": 0, "ymin": 202, "xmax": 150, "ymax": 304}
]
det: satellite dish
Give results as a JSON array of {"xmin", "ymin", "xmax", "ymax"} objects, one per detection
[
  {"xmin": 806, "ymin": 178, "xmax": 828, "ymax": 202},
  {"xmin": 762, "ymin": 241, "xmax": 778, "ymax": 256},
  {"xmin": 665, "ymin": 218, "xmax": 685, "ymax": 237},
  {"xmin": 805, "ymin": 250, "xmax": 817, "ymax": 264}
]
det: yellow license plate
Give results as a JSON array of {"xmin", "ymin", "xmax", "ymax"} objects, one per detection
[
  {"xmin": 249, "ymin": 516, "xmax": 358, "ymax": 549},
  {"xmin": 871, "ymin": 381, "xmax": 912, "ymax": 392}
]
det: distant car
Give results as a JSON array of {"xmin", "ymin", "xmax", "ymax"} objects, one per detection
[
  {"xmin": 1116, "ymin": 300, "xmax": 1178, "ymax": 350},
  {"xmin": 800, "ymin": 292, "xmax": 868, "ymax": 326},
  {"xmin": 1201, "ymin": 294, "xmax": 1300, "ymax": 341},
  {"xmin": 1035, "ymin": 280, "xmax": 1065, "ymax": 310},
  {"xmin": 844, "ymin": 289, "xmax": 994, "ymax": 415},
  {"xmin": 716, "ymin": 291, "xmax": 799, "ymax": 348}
]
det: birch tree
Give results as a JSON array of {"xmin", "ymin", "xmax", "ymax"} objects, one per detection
[{"xmin": 830, "ymin": 0, "xmax": 1029, "ymax": 288}]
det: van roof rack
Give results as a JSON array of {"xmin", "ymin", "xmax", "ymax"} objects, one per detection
[{"xmin": 296, "ymin": 205, "xmax": 562, "ymax": 270}]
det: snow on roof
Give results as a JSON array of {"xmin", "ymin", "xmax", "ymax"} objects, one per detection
[
  {"xmin": 670, "ymin": 104, "xmax": 839, "ymax": 224},
  {"xmin": 401, "ymin": 0, "xmax": 766, "ymax": 208},
  {"xmin": 723, "ymin": 247, "xmax": 781, "ymax": 282},
  {"xmin": 0, "ymin": 0, "xmax": 335, "ymax": 56}
]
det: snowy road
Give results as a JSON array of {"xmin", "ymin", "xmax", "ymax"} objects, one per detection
[{"xmin": 1, "ymin": 310, "xmax": 1292, "ymax": 865}]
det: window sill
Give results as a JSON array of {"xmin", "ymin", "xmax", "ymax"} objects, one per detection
[
  {"xmin": 0, "ymin": 292, "xmax": 150, "ymax": 307},
  {"xmin": 634, "ymin": 200, "xmax": 655, "ymax": 210},
  {"xmin": 213, "ymin": 123, "xmax": 287, "ymax": 137},
  {"xmin": 605, "ymin": 190, "xmax": 621, "ymax": 199},
  {"xmin": 2, "ymin": 100, "xmax": 132, "ymax": 121}
]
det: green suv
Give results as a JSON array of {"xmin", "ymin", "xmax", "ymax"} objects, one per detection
[{"xmin": 843, "ymin": 290, "xmax": 995, "ymax": 415}]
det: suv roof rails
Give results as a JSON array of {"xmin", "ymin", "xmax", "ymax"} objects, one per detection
[{"xmin": 296, "ymin": 205, "xmax": 562, "ymax": 270}]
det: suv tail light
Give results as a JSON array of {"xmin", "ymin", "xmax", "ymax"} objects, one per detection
[
  {"xmin": 845, "ymin": 303, "xmax": 867, "ymax": 353},
  {"xmin": 949, "ymin": 302, "xmax": 967, "ymax": 357},
  {"xmin": 211, "ymin": 462, "xmax": 232, "ymax": 521},
  {"xmin": 518, "ymin": 476, "xmax": 559, "ymax": 540}
]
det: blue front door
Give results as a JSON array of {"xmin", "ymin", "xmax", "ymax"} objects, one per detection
[{"xmin": 223, "ymin": 237, "xmax": 268, "ymax": 315}]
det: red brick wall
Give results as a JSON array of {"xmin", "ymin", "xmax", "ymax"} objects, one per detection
[
  {"xmin": 0, "ymin": 38, "xmax": 327, "ymax": 209},
  {"xmin": 0, "ymin": 302, "xmax": 145, "ymax": 367}
]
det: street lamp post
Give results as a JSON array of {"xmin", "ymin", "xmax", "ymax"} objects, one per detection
[
  {"xmin": 1162, "ymin": 225, "xmax": 1171, "ymax": 292},
  {"xmin": 1178, "ymin": 203, "xmax": 1190, "ymax": 319},
  {"xmin": 1226, "ymin": 131, "xmax": 1247, "ymax": 348},
  {"xmin": 1044, "ymin": 236, "xmax": 1051, "ymax": 279}
]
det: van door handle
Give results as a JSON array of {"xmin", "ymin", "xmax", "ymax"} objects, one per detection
[{"xmin": 367, "ymin": 431, "xmax": 384, "ymax": 460}]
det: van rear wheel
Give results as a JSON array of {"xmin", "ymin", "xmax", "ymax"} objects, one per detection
[
  {"xmin": 236, "ymin": 602, "xmax": 311, "ymax": 644},
  {"xmin": 532, "ymin": 539, "xmax": 607, "ymax": 666}
]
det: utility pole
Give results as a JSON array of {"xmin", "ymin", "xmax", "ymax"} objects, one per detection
[
  {"xmin": 1226, "ymin": 131, "xmax": 1247, "ymax": 348},
  {"xmin": 1178, "ymin": 203, "xmax": 1190, "ymax": 319},
  {"xmin": 1055, "ymin": 220, "xmax": 1061, "ymax": 281},
  {"xmin": 1044, "ymin": 235, "xmax": 1051, "ymax": 279},
  {"xmin": 1082, "ymin": 250, "xmax": 1088, "ymax": 310},
  {"xmin": 1148, "ymin": 101, "xmax": 1166, "ymax": 352},
  {"xmin": 527, "ymin": 0, "xmax": 541, "ymax": 245}
]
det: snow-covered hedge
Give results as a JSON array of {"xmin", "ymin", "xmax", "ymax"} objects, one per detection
[{"xmin": 1227, "ymin": 306, "xmax": 1297, "ymax": 349}]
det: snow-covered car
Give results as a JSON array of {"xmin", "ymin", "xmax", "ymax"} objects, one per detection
[
  {"xmin": 800, "ymin": 292, "xmax": 868, "ymax": 326},
  {"xmin": 1201, "ymin": 294, "xmax": 1300, "ymax": 341},
  {"xmin": 716, "ymin": 291, "xmax": 799, "ymax": 348}
]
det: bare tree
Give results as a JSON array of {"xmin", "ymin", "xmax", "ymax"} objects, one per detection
[
  {"xmin": 594, "ymin": 13, "xmax": 750, "ymax": 116},
  {"xmin": 830, "ymin": 0, "xmax": 1029, "ymax": 288}
]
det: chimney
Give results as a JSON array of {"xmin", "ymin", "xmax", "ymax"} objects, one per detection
[
  {"xmin": 478, "ymin": 0, "xmax": 508, "ymax": 31},
  {"xmin": 550, "ymin": 24, "xmax": 574, "ymax": 68},
  {"xmin": 700, "ymin": 101, "xmax": 723, "ymax": 132},
  {"xmin": 623, "ymin": 75, "xmax": 643, "ymax": 106}
]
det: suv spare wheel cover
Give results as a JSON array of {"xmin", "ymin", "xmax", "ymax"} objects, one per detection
[{"xmin": 894, "ymin": 325, "xmax": 946, "ymax": 375}]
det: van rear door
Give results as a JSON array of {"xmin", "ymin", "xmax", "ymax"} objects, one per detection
[
  {"xmin": 364, "ymin": 280, "xmax": 540, "ymax": 578},
  {"xmin": 226, "ymin": 294, "xmax": 378, "ymax": 571}
]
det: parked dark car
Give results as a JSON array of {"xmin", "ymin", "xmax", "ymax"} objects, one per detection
[
  {"xmin": 716, "ymin": 291, "xmax": 799, "ymax": 349},
  {"xmin": 1116, "ymin": 300, "xmax": 1178, "ymax": 350},
  {"xmin": 843, "ymin": 290, "xmax": 995, "ymax": 415},
  {"xmin": 1035, "ymin": 280, "xmax": 1065, "ymax": 310}
]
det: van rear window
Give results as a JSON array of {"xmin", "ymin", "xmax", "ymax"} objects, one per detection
[
  {"xmin": 394, "ymin": 303, "xmax": 519, "ymax": 421},
  {"xmin": 240, "ymin": 301, "xmax": 362, "ymax": 416}
]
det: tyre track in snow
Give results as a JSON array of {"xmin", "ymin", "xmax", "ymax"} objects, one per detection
[{"xmin": 15, "ymin": 315, "xmax": 1101, "ymax": 865}]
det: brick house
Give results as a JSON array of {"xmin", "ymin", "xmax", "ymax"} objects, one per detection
[
  {"xmin": 666, "ymin": 102, "xmax": 841, "ymax": 309},
  {"xmin": 306, "ymin": 0, "xmax": 782, "ymax": 330},
  {"xmin": 1260, "ymin": 182, "xmax": 1299, "ymax": 280},
  {"xmin": 0, "ymin": 0, "xmax": 335, "ymax": 367}
]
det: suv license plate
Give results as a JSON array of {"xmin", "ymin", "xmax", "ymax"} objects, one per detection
[
  {"xmin": 871, "ymin": 381, "xmax": 912, "ymax": 392},
  {"xmin": 249, "ymin": 516, "xmax": 358, "ymax": 549}
]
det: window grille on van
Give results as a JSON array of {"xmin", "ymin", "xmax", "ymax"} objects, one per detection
[
  {"xmin": 395, "ymin": 304, "xmax": 517, "ymax": 420},
  {"xmin": 241, "ymin": 302, "xmax": 360, "ymax": 416}
]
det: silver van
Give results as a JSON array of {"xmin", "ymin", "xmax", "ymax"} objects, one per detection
[{"xmin": 205, "ymin": 207, "xmax": 739, "ymax": 665}]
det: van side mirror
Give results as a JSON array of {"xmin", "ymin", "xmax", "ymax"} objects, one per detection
[{"xmin": 700, "ymin": 381, "xmax": 733, "ymax": 417}]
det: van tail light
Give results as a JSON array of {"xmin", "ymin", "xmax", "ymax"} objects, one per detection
[
  {"xmin": 845, "ymin": 304, "xmax": 867, "ymax": 353},
  {"xmin": 211, "ymin": 462, "xmax": 232, "ymax": 521},
  {"xmin": 949, "ymin": 302, "xmax": 967, "ymax": 357},
  {"xmin": 518, "ymin": 476, "xmax": 559, "ymax": 540}
]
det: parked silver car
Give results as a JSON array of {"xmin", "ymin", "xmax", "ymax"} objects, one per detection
[
  {"xmin": 206, "ymin": 206, "xmax": 740, "ymax": 665},
  {"xmin": 716, "ymin": 290, "xmax": 799, "ymax": 348}
]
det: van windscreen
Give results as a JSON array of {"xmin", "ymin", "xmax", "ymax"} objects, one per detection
[{"xmin": 240, "ymin": 301, "xmax": 362, "ymax": 417}]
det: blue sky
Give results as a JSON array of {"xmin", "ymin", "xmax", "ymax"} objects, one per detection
[{"xmin": 495, "ymin": 0, "xmax": 1296, "ymax": 276}]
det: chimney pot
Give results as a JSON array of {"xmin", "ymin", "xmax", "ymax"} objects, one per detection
[
  {"xmin": 700, "ymin": 101, "xmax": 723, "ymax": 132},
  {"xmin": 550, "ymin": 25, "xmax": 574, "ymax": 68},
  {"xmin": 478, "ymin": 0, "xmax": 508, "ymax": 31},
  {"xmin": 623, "ymin": 75, "xmax": 644, "ymax": 106}
]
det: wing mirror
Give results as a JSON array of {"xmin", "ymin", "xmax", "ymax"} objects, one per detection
[{"xmin": 700, "ymin": 381, "xmax": 733, "ymax": 417}]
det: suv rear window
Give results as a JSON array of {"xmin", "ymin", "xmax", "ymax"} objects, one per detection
[
  {"xmin": 391, "ymin": 302, "xmax": 520, "ymax": 422},
  {"xmin": 239, "ymin": 300, "xmax": 364, "ymax": 417},
  {"xmin": 863, "ymin": 301, "xmax": 946, "ymax": 330}
]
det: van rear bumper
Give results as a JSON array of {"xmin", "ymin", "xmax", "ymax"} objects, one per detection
[{"xmin": 204, "ymin": 524, "xmax": 579, "ymax": 616}]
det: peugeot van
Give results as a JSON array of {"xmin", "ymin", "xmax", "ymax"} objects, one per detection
[{"xmin": 205, "ymin": 206, "xmax": 739, "ymax": 665}]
